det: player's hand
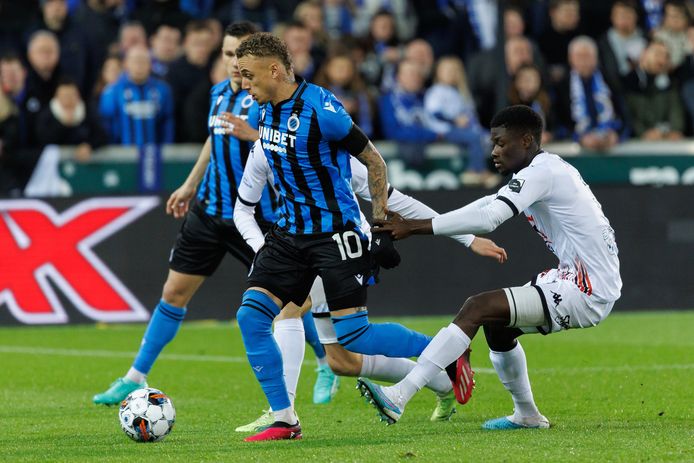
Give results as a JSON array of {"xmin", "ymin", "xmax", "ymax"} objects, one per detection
[
  {"xmin": 370, "ymin": 230, "xmax": 401, "ymax": 269},
  {"xmin": 470, "ymin": 237, "xmax": 508, "ymax": 263},
  {"xmin": 373, "ymin": 211, "xmax": 416, "ymax": 241},
  {"xmin": 166, "ymin": 184, "xmax": 196, "ymax": 219},
  {"xmin": 219, "ymin": 113, "xmax": 259, "ymax": 141}
]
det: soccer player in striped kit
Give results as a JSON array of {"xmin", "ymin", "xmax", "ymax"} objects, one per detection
[
  {"xmin": 93, "ymin": 22, "xmax": 335, "ymax": 406},
  {"xmin": 233, "ymin": 32, "xmax": 443, "ymax": 441}
]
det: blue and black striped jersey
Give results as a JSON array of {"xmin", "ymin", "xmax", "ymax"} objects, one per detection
[
  {"xmin": 197, "ymin": 80, "xmax": 277, "ymax": 223},
  {"xmin": 258, "ymin": 77, "xmax": 362, "ymax": 235},
  {"xmin": 99, "ymin": 74, "xmax": 174, "ymax": 146}
]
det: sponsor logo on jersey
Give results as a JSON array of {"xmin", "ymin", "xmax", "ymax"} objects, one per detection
[
  {"xmin": 550, "ymin": 290, "xmax": 562, "ymax": 307},
  {"xmin": 554, "ymin": 314, "xmax": 570, "ymax": 329},
  {"xmin": 323, "ymin": 100, "xmax": 336, "ymax": 113},
  {"xmin": 0, "ymin": 198, "xmax": 158, "ymax": 324},
  {"xmin": 508, "ymin": 178, "xmax": 525, "ymax": 193}
]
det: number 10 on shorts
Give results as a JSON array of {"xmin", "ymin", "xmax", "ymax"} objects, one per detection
[{"xmin": 332, "ymin": 231, "xmax": 363, "ymax": 260}]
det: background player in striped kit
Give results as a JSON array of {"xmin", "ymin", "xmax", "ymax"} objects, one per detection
[{"xmin": 93, "ymin": 22, "xmax": 337, "ymax": 406}]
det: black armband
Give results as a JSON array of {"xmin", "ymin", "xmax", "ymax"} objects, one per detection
[{"xmin": 338, "ymin": 123, "xmax": 370, "ymax": 156}]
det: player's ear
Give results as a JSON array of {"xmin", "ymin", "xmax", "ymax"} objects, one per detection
[{"xmin": 521, "ymin": 131, "xmax": 533, "ymax": 149}]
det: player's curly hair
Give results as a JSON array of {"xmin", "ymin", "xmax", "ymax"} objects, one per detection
[
  {"xmin": 490, "ymin": 105, "xmax": 543, "ymax": 144},
  {"xmin": 235, "ymin": 32, "xmax": 292, "ymax": 71}
]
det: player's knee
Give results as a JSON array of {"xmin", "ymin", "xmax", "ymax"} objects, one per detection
[
  {"xmin": 161, "ymin": 280, "xmax": 191, "ymax": 308},
  {"xmin": 236, "ymin": 290, "xmax": 279, "ymax": 335},
  {"xmin": 454, "ymin": 295, "xmax": 486, "ymax": 326},
  {"xmin": 326, "ymin": 348, "xmax": 361, "ymax": 376},
  {"xmin": 332, "ymin": 316, "xmax": 371, "ymax": 353}
]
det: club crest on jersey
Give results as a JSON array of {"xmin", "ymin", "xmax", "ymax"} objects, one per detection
[
  {"xmin": 287, "ymin": 113, "xmax": 301, "ymax": 132},
  {"xmin": 261, "ymin": 107, "xmax": 266, "ymax": 119},
  {"xmin": 241, "ymin": 94, "xmax": 254, "ymax": 109},
  {"xmin": 508, "ymin": 178, "xmax": 525, "ymax": 193}
]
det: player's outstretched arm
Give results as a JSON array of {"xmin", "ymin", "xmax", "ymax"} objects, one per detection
[
  {"xmin": 469, "ymin": 237, "xmax": 508, "ymax": 263},
  {"xmin": 354, "ymin": 141, "xmax": 388, "ymax": 221},
  {"xmin": 166, "ymin": 137, "xmax": 212, "ymax": 219}
]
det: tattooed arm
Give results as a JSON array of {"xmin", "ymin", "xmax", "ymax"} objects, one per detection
[{"xmin": 354, "ymin": 141, "xmax": 389, "ymax": 221}]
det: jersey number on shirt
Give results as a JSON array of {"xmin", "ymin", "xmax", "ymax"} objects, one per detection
[{"xmin": 332, "ymin": 231, "xmax": 363, "ymax": 260}]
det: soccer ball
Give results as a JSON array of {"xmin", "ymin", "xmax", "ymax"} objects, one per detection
[{"xmin": 119, "ymin": 387, "xmax": 175, "ymax": 442}]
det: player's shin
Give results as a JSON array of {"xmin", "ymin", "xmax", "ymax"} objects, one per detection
[
  {"xmin": 398, "ymin": 324, "xmax": 471, "ymax": 403},
  {"xmin": 237, "ymin": 290, "xmax": 295, "ymax": 424},
  {"xmin": 489, "ymin": 342, "xmax": 540, "ymax": 418},
  {"xmin": 273, "ymin": 318, "xmax": 305, "ymax": 405},
  {"xmin": 360, "ymin": 355, "xmax": 452, "ymax": 395},
  {"xmin": 331, "ymin": 311, "xmax": 432, "ymax": 358},
  {"xmin": 131, "ymin": 300, "xmax": 187, "ymax": 381}
]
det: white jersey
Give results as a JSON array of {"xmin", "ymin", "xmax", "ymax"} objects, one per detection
[{"xmin": 496, "ymin": 151, "xmax": 621, "ymax": 303}]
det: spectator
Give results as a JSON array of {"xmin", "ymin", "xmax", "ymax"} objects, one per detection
[
  {"xmin": 215, "ymin": 0, "xmax": 278, "ymax": 33},
  {"xmin": 206, "ymin": 18, "xmax": 223, "ymax": 52},
  {"xmin": 424, "ymin": 56, "xmax": 490, "ymax": 185},
  {"xmin": 313, "ymin": 53, "xmax": 374, "ymax": 137},
  {"xmin": 25, "ymin": 31, "xmax": 62, "ymax": 148},
  {"xmin": 352, "ymin": 0, "xmax": 415, "ymax": 41},
  {"xmin": 150, "ymin": 24, "xmax": 182, "ymax": 79},
  {"xmin": 556, "ymin": 36, "xmax": 621, "ymax": 150},
  {"xmin": 653, "ymin": 0, "xmax": 692, "ymax": 71},
  {"xmin": 379, "ymin": 59, "xmax": 438, "ymax": 169},
  {"xmin": 294, "ymin": 0, "xmax": 329, "ymax": 55},
  {"xmin": 538, "ymin": 0, "xmax": 582, "ymax": 84},
  {"xmin": 0, "ymin": 52, "xmax": 30, "ymax": 147},
  {"xmin": 504, "ymin": 6, "xmax": 526, "ymax": 39},
  {"xmin": 99, "ymin": 45, "xmax": 174, "ymax": 146},
  {"xmin": 92, "ymin": 53, "xmax": 122, "ymax": 105},
  {"xmin": 467, "ymin": 35, "xmax": 535, "ymax": 127},
  {"xmin": 625, "ymin": 40, "xmax": 685, "ymax": 139},
  {"xmin": 73, "ymin": 0, "xmax": 126, "ymax": 93},
  {"xmin": 324, "ymin": 0, "xmax": 353, "ymax": 39},
  {"xmin": 508, "ymin": 63, "xmax": 554, "ymax": 143},
  {"xmin": 381, "ymin": 37, "xmax": 434, "ymax": 93},
  {"xmin": 359, "ymin": 9, "xmax": 403, "ymax": 89},
  {"xmin": 283, "ymin": 21, "xmax": 319, "ymax": 81},
  {"xmin": 36, "ymin": 77, "xmax": 107, "ymax": 161},
  {"xmin": 598, "ymin": 0, "xmax": 647, "ymax": 93},
  {"xmin": 29, "ymin": 0, "xmax": 90, "ymax": 96},
  {"xmin": 183, "ymin": 54, "xmax": 226, "ymax": 143},
  {"xmin": 0, "ymin": 54, "xmax": 42, "ymax": 193},
  {"xmin": 166, "ymin": 20, "xmax": 214, "ymax": 142},
  {"xmin": 117, "ymin": 21, "xmax": 148, "ymax": 57},
  {"xmin": 0, "ymin": 0, "xmax": 37, "ymax": 55}
]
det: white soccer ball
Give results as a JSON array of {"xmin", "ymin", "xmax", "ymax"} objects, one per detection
[{"xmin": 119, "ymin": 387, "xmax": 176, "ymax": 442}]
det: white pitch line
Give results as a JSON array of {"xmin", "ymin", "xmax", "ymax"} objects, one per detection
[{"xmin": 1, "ymin": 345, "xmax": 692, "ymax": 375}]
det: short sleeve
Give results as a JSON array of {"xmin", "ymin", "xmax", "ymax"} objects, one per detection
[
  {"xmin": 495, "ymin": 165, "xmax": 552, "ymax": 215},
  {"xmin": 316, "ymin": 89, "xmax": 353, "ymax": 141}
]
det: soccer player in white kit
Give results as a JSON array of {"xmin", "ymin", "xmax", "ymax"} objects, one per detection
[{"xmin": 359, "ymin": 105, "xmax": 622, "ymax": 429}]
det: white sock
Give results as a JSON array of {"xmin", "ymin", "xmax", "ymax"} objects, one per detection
[
  {"xmin": 399, "ymin": 324, "xmax": 471, "ymax": 402},
  {"xmin": 316, "ymin": 356, "xmax": 328, "ymax": 368},
  {"xmin": 273, "ymin": 406, "xmax": 298, "ymax": 425},
  {"xmin": 360, "ymin": 355, "xmax": 415, "ymax": 383},
  {"xmin": 125, "ymin": 367, "xmax": 146, "ymax": 384},
  {"xmin": 359, "ymin": 355, "xmax": 452, "ymax": 396},
  {"xmin": 273, "ymin": 318, "xmax": 305, "ymax": 405},
  {"xmin": 489, "ymin": 342, "xmax": 540, "ymax": 418}
]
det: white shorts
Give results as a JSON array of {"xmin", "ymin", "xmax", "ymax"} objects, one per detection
[
  {"xmin": 504, "ymin": 268, "xmax": 615, "ymax": 334},
  {"xmin": 308, "ymin": 277, "xmax": 338, "ymax": 344}
]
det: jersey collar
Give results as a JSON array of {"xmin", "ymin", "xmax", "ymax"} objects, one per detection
[{"xmin": 271, "ymin": 76, "xmax": 307, "ymax": 109}]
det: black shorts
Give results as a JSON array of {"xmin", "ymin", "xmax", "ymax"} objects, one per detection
[
  {"xmin": 169, "ymin": 200, "xmax": 259, "ymax": 276},
  {"xmin": 247, "ymin": 225, "xmax": 372, "ymax": 310}
]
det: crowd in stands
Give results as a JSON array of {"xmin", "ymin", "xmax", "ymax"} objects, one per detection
[{"xmin": 2, "ymin": 0, "xmax": 694, "ymax": 194}]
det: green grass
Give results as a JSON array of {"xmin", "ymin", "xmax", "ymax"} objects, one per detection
[{"xmin": 1, "ymin": 312, "xmax": 693, "ymax": 462}]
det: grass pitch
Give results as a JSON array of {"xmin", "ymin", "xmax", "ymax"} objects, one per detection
[{"xmin": 1, "ymin": 311, "xmax": 693, "ymax": 462}]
